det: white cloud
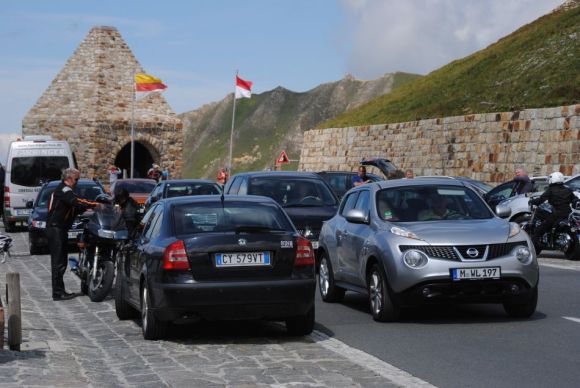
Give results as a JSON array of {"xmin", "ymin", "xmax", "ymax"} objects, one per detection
[{"xmin": 341, "ymin": 0, "xmax": 564, "ymax": 77}]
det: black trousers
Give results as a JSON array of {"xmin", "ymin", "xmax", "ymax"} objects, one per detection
[
  {"xmin": 46, "ymin": 226, "xmax": 68, "ymax": 297},
  {"xmin": 532, "ymin": 213, "xmax": 567, "ymax": 243}
]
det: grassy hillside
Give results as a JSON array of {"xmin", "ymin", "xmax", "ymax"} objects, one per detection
[
  {"xmin": 180, "ymin": 72, "xmax": 420, "ymax": 178},
  {"xmin": 321, "ymin": 6, "xmax": 580, "ymax": 128}
]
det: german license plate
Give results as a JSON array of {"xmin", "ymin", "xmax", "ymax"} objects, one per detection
[
  {"xmin": 452, "ymin": 267, "xmax": 501, "ymax": 281},
  {"xmin": 68, "ymin": 231, "xmax": 81, "ymax": 239},
  {"xmin": 215, "ymin": 252, "xmax": 271, "ymax": 267},
  {"xmin": 15, "ymin": 208, "xmax": 31, "ymax": 216}
]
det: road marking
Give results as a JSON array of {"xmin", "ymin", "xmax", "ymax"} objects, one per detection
[
  {"xmin": 309, "ymin": 330, "xmax": 437, "ymax": 388},
  {"xmin": 563, "ymin": 317, "xmax": 580, "ymax": 324}
]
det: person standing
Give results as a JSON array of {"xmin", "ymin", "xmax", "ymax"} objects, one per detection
[
  {"xmin": 514, "ymin": 167, "xmax": 533, "ymax": 195},
  {"xmin": 405, "ymin": 169, "xmax": 415, "ymax": 179},
  {"xmin": 108, "ymin": 166, "xmax": 121, "ymax": 188},
  {"xmin": 46, "ymin": 168, "xmax": 98, "ymax": 301},
  {"xmin": 217, "ymin": 168, "xmax": 228, "ymax": 186},
  {"xmin": 352, "ymin": 166, "xmax": 371, "ymax": 187}
]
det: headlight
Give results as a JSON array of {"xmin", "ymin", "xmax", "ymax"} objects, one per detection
[
  {"xmin": 32, "ymin": 220, "xmax": 46, "ymax": 229},
  {"xmin": 402, "ymin": 249, "xmax": 428, "ymax": 268},
  {"xmin": 509, "ymin": 222, "xmax": 520, "ymax": 237},
  {"xmin": 390, "ymin": 226, "xmax": 420, "ymax": 240},
  {"xmin": 514, "ymin": 246, "xmax": 531, "ymax": 263}
]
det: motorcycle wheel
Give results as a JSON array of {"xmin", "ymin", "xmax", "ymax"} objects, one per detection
[
  {"xmin": 88, "ymin": 260, "xmax": 115, "ymax": 302},
  {"xmin": 565, "ymin": 234, "xmax": 580, "ymax": 261}
]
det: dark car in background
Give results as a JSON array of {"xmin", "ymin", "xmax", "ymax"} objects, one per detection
[
  {"xmin": 114, "ymin": 195, "xmax": 316, "ymax": 340},
  {"xmin": 317, "ymin": 171, "xmax": 382, "ymax": 198},
  {"xmin": 27, "ymin": 179, "xmax": 106, "ymax": 254},
  {"xmin": 224, "ymin": 171, "xmax": 339, "ymax": 254},
  {"xmin": 145, "ymin": 179, "xmax": 221, "ymax": 210},
  {"xmin": 110, "ymin": 178, "xmax": 157, "ymax": 206}
]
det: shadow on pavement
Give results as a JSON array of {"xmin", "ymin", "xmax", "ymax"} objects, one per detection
[{"xmin": 0, "ymin": 349, "xmax": 45, "ymax": 365}]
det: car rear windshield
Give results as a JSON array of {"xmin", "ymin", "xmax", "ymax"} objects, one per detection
[
  {"xmin": 10, "ymin": 156, "xmax": 70, "ymax": 187},
  {"xmin": 173, "ymin": 201, "xmax": 293, "ymax": 234},
  {"xmin": 36, "ymin": 183, "xmax": 104, "ymax": 207},
  {"xmin": 248, "ymin": 177, "xmax": 337, "ymax": 207},
  {"xmin": 116, "ymin": 181, "xmax": 156, "ymax": 194},
  {"xmin": 165, "ymin": 182, "xmax": 220, "ymax": 198},
  {"xmin": 376, "ymin": 185, "xmax": 493, "ymax": 222}
]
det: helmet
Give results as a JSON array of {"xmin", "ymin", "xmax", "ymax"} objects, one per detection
[{"xmin": 548, "ymin": 172, "xmax": 565, "ymax": 184}]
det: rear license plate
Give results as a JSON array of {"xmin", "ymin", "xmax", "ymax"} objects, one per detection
[
  {"xmin": 15, "ymin": 208, "xmax": 31, "ymax": 216},
  {"xmin": 452, "ymin": 267, "xmax": 501, "ymax": 281},
  {"xmin": 215, "ymin": 252, "xmax": 271, "ymax": 267},
  {"xmin": 68, "ymin": 231, "xmax": 81, "ymax": 239}
]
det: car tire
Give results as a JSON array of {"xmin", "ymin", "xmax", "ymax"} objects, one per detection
[
  {"xmin": 318, "ymin": 253, "xmax": 345, "ymax": 303},
  {"xmin": 565, "ymin": 234, "xmax": 580, "ymax": 261},
  {"xmin": 29, "ymin": 239, "xmax": 43, "ymax": 255},
  {"xmin": 368, "ymin": 263, "xmax": 400, "ymax": 322},
  {"xmin": 503, "ymin": 286, "xmax": 538, "ymax": 319},
  {"xmin": 115, "ymin": 253, "xmax": 138, "ymax": 320},
  {"xmin": 286, "ymin": 305, "xmax": 315, "ymax": 336},
  {"xmin": 141, "ymin": 284, "xmax": 167, "ymax": 340},
  {"xmin": 3, "ymin": 216, "xmax": 15, "ymax": 233}
]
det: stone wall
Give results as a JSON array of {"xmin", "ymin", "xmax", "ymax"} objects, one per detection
[{"xmin": 299, "ymin": 104, "xmax": 580, "ymax": 183}]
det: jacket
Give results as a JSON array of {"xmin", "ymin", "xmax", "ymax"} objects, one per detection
[
  {"xmin": 530, "ymin": 182, "xmax": 574, "ymax": 217},
  {"xmin": 47, "ymin": 181, "xmax": 98, "ymax": 229}
]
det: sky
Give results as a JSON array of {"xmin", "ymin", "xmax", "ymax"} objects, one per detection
[{"xmin": 0, "ymin": 0, "xmax": 564, "ymax": 144}]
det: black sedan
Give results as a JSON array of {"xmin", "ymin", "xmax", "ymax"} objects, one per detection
[
  {"xmin": 114, "ymin": 195, "xmax": 316, "ymax": 340},
  {"xmin": 27, "ymin": 179, "xmax": 106, "ymax": 254},
  {"xmin": 144, "ymin": 179, "xmax": 221, "ymax": 210}
]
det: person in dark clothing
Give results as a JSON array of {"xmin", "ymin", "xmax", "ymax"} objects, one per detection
[
  {"xmin": 113, "ymin": 187, "xmax": 141, "ymax": 238},
  {"xmin": 514, "ymin": 167, "xmax": 533, "ymax": 195},
  {"xmin": 47, "ymin": 168, "xmax": 98, "ymax": 301},
  {"xmin": 529, "ymin": 171, "xmax": 575, "ymax": 249}
]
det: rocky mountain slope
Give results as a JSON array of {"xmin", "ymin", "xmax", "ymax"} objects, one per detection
[
  {"xmin": 179, "ymin": 72, "xmax": 419, "ymax": 178},
  {"xmin": 321, "ymin": 1, "xmax": 580, "ymax": 129}
]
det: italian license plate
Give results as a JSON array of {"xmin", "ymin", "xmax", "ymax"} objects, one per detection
[
  {"xmin": 216, "ymin": 252, "xmax": 271, "ymax": 267},
  {"xmin": 452, "ymin": 267, "xmax": 501, "ymax": 281},
  {"xmin": 15, "ymin": 208, "xmax": 31, "ymax": 216},
  {"xmin": 68, "ymin": 231, "xmax": 81, "ymax": 239},
  {"xmin": 311, "ymin": 241, "xmax": 319, "ymax": 249}
]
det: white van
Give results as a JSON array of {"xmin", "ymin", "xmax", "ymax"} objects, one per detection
[{"xmin": 4, "ymin": 136, "xmax": 76, "ymax": 232}]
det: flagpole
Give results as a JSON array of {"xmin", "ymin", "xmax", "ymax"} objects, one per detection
[
  {"xmin": 228, "ymin": 70, "xmax": 239, "ymax": 175},
  {"xmin": 130, "ymin": 70, "xmax": 136, "ymax": 179}
]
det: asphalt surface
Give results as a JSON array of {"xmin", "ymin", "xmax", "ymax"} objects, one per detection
[{"xmin": 314, "ymin": 252, "xmax": 580, "ymax": 388}]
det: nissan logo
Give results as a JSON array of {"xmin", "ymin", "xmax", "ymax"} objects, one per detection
[
  {"xmin": 238, "ymin": 238, "xmax": 247, "ymax": 246},
  {"xmin": 466, "ymin": 248, "xmax": 479, "ymax": 257}
]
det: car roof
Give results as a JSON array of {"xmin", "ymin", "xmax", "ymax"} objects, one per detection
[
  {"xmin": 373, "ymin": 177, "xmax": 466, "ymax": 189},
  {"xmin": 160, "ymin": 194, "xmax": 279, "ymax": 206},
  {"xmin": 114, "ymin": 178, "xmax": 156, "ymax": 183},
  {"xmin": 161, "ymin": 179, "xmax": 217, "ymax": 184},
  {"xmin": 231, "ymin": 171, "xmax": 322, "ymax": 179},
  {"xmin": 44, "ymin": 179, "xmax": 102, "ymax": 188}
]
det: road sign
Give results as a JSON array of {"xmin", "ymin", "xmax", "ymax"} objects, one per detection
[{"xmin": 276, "ymin": 150, "xmax": 290, "ymax": 164}]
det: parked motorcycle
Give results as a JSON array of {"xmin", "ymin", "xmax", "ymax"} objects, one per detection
[
  {"xmin": 525, "ymin": 200, "xmax": 580, "ymax": 261},
  {"xmin": 72, "ymin": 198, "xmax": 129, "ymax": 302}
]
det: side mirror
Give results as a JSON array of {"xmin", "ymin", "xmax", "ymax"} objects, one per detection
[
  {"xmin": 345, "ymin": 209, "xmax": 369, "ymax": 224},
  {"xmin": 495, "ymin": 204, "xmax": 511, "ymax": 219},
  {"xmin": 26, "ymin": 201, "xmax": 34, "ymax": 209}
]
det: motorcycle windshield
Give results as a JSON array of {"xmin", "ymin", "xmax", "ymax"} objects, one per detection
[{"xmin": 92, "ymin": 204, "xmax": 127, "ymax": 231}]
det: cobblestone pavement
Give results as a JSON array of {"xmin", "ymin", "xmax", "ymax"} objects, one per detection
[{"xmin": 0, "ymin": 231, "xmax": 434, "ymax": 387}]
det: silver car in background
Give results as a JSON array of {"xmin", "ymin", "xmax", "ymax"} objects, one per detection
[{"xmin": 318, "ymin": 178, "xmax": 539, "ymax": 322}]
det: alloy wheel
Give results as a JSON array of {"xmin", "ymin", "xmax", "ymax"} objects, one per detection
[
  {"xmin": 369, "ymin": 271, "xmax": 383, "ymax": 315},
  {"xmin": 318, "ymin": 258, "xmax": 330, "ymax": 297}
]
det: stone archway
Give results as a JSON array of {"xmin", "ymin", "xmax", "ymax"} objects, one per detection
[{"xmin": 114, "ymin": 141, "xmax": 160, "ymax": 178}]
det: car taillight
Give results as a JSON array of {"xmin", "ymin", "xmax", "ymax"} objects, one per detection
[
  {"xmin": 163, "ymin": 240, "xmax": 190, "ymax": 270},
  {"xmin": 295, "ymin": 237, "xmax": 315, "ymax": 267},
  {"xmin": 4, "ymin": 186, "xmax": 10, "ymax": 208}
]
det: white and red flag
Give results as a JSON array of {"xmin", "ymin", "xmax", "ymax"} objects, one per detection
[{"xmin": 235, "ymin": 75, "xmax": 253, "ymax": 99}]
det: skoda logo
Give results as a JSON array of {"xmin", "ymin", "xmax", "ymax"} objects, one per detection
[
  {"xmin": 238, "ymin": 238, "xmax": 247, "ymax": 246},
  {"xmin": 466, "ymin": 248, "xmax": 479, "ymax": 257}
]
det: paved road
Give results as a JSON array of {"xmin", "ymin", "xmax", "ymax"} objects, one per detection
[
  {"xmin": 315, "ymin": 252, "xmax": 580, "ymax": 388},
  {"xmin": 0, "ymin": 229, "xmax": 432, "ymax": 387}
]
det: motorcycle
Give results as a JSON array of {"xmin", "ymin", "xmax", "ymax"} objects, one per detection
[
  {"xmin": 525, "ymin": 199, "xmax": 580, "ymax": 261},
  {"xmin": 0, "ymin": 234, "xmax": 13, "ymax": 263},
  {"xmin": 72, "ymin": 198, "xmax": 129, "ymax": 302}
]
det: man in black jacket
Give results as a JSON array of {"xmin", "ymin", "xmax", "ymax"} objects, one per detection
[
  {"xmin": 46, "ymin": 168, "xmax": 98, "ymax": 301},
  {"xmin": 514, "ymin": 167, "xmax": 533, "ymax": 195},
  {"xmin": 113, "ymin": 187, "xmax": 141, "ymax": 238},
  {"xmin": 529, "ymin": 171, "xmax": 575, "ymax": 249}
]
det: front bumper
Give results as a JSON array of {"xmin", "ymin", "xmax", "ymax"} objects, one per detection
[{"xmin": 148, "ymin": 278, "xmax": 316, "ymax": 323}]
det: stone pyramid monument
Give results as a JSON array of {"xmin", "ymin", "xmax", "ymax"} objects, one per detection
[{"xmin": 22, "ymin": 26, "xmax": 183, "ymax": 181}]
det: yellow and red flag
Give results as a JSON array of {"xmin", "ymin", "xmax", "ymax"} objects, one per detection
[{"xmin": 134, "ymin": 73, "xmax": 167, "ymax": 92}]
